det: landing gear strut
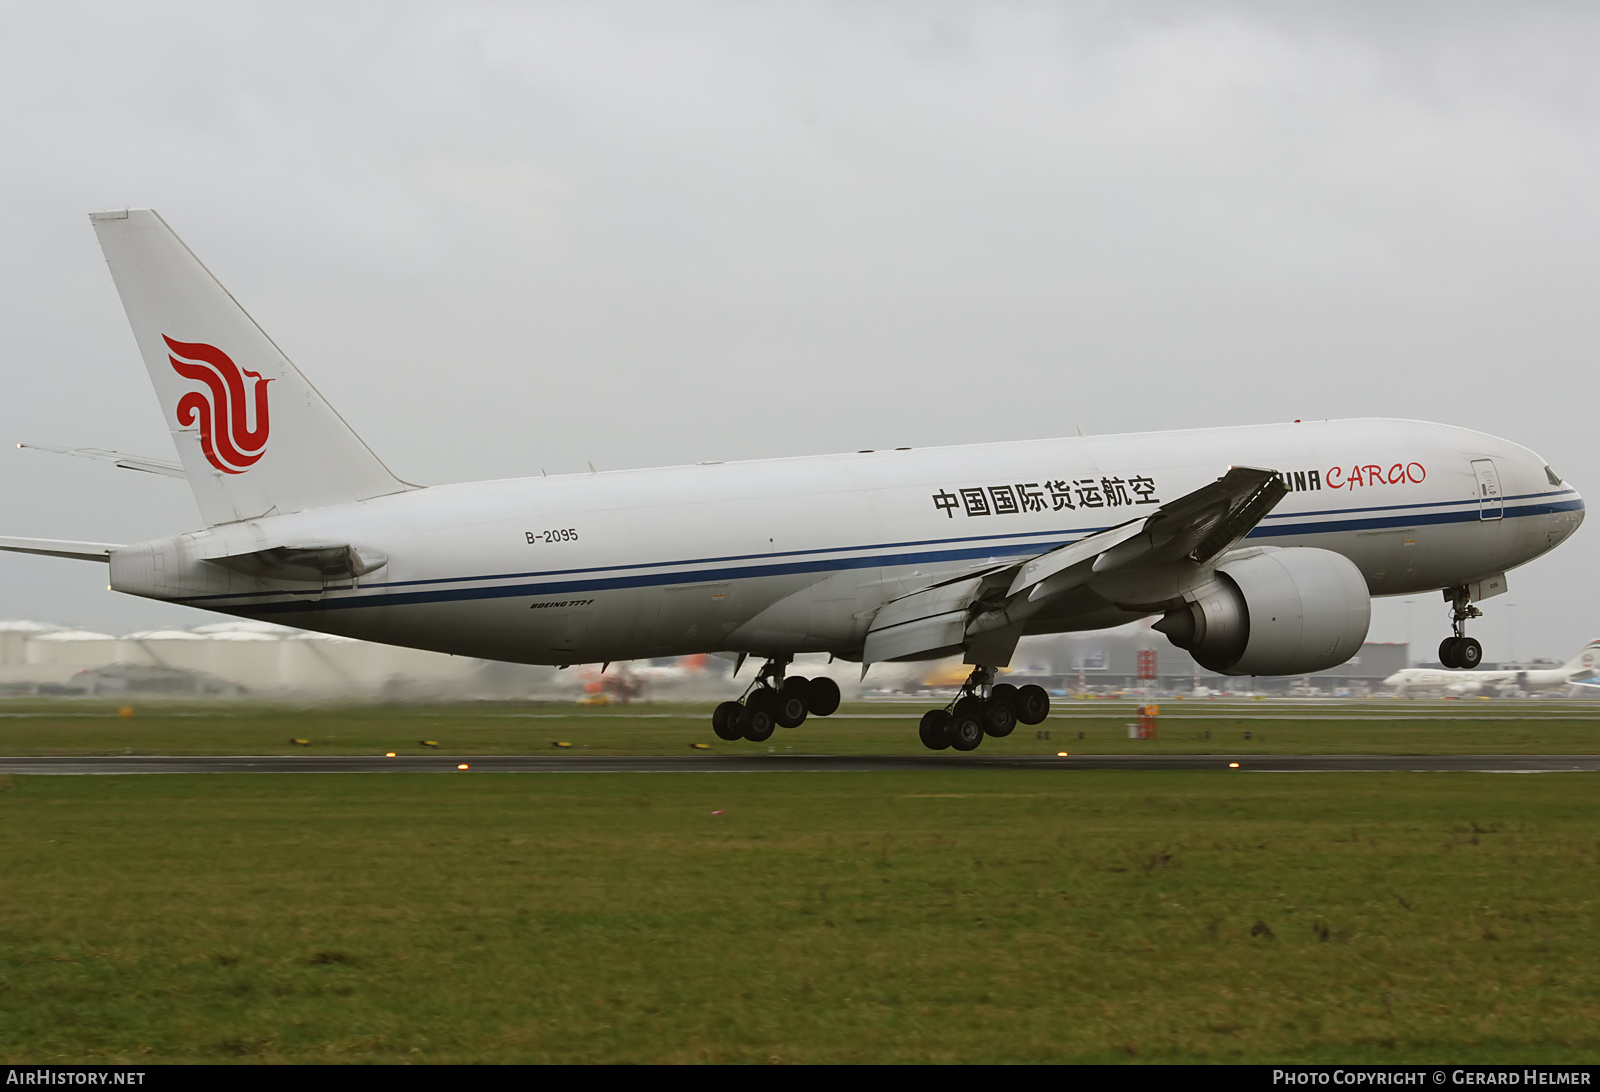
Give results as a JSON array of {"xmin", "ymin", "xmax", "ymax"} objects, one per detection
[
  {"xmin": 1438, "ymin": 586, "xmax": 1484, "ymax": 670},
  {"xmin": 710, "ymin": 657, "xmax": 842, "ymax": 742},
  {"xmin": 917, "ymin": 666, "xmax": 1050, "ymax": 752}
]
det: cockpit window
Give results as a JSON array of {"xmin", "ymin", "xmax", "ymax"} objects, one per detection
[{"xmin": 1546, "ymin": 465, "xmax": 1563, "ymax": 486}]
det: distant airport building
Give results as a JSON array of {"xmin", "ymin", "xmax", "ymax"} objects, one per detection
[
  {"xmin": 0, "ymin": 617, "xmax": 1446, "ymax": 700},
  {"xmin": 0, "ymin": 620, "xmax": 900, "ymax": 701},
  {"xmin": 975, "ymin": 626, "xmax": 1410, "ymax": 696},
  {"xmin": 0, "ymin": 619, "xmax": 558, "ymax": 698}
]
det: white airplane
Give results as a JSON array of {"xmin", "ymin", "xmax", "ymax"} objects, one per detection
[
  {"xmin": 0, "ymin": 210, "xmax": 1586, "ymax": 750},
  {"xmin": 1384, "ymin": 639, "xmax": 1600, "ymax": 697}
]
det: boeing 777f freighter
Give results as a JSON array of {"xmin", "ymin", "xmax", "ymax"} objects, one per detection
[{"xmin": 0, "ymin": 211, "xmax": 1584, "ymax": 749}]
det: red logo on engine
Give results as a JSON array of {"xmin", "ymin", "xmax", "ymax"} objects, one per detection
[{"xmin": 163, "ymin": 336, "xmax": 272, "ymax": 474}]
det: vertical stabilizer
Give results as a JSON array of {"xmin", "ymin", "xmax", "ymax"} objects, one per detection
[
  {"xmin": 1562, "ymin": 639, "xmax": 1600, "ymax": 673},
  {"xmin": 90, "ymin": 209, "xmax": 410, "ymax": 525}
]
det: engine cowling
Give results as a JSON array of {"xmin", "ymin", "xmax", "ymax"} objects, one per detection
[{"xmin": 1153, "ymin": 548, "xmax": 1371, "ymax": 676}]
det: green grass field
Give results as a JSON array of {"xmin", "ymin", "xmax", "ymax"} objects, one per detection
[
  {"xmin": 2, "ymin": 699, "xmax": 1597, "ymax": 1063},
  {"xmin": 1, "ymin": 698, "xmax": 1599, "ymax": 756},
  {"xmin": 1, "ymin": 767, "xmax": 1598, "ymax": 1063}
]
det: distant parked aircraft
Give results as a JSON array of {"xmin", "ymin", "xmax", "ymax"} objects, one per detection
[{"xmin": 1384, "ymin": 640, "xmax": 1600, "ymax": 696}]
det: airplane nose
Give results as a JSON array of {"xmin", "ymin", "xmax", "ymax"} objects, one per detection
[{"xmin": 1544, "ymin": 461, "xmax": 1583, "ymax": 543}]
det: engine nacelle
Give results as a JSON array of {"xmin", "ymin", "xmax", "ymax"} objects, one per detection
[{"xmin": 1154, "ymin": 548, "xmax": 1371, "ymax": 676}]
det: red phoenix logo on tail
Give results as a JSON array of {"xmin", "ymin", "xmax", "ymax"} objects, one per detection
[{"xmin": 163, "ymin": 335, "xmax": 272, "ymax": 474}]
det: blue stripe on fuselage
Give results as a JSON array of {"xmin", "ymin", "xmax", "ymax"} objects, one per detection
[{"xmin": 176, "ymin": 493, "xmax": 1584, "ymax": 614}]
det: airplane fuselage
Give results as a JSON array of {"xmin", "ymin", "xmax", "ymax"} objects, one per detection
[{"xmin": 109, "ymin": 417, "xmax": 1583, "ymax": 666}]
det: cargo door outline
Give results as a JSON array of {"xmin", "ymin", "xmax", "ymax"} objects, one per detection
[
  {"xmin": 648, "ymin": 582, "xmax": 733, "ymax": 652},
  {"xmin": 1471, "ymin": 458, "xmax": 1503, "ymax": 521},
  {"xmin": 550, "ymin": 606, "xmax": 593, "ymax": 655}
]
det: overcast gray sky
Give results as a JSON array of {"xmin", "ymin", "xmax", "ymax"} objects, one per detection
[{"xmin": 1, "ymin": 2, "xmax": 1596, "ymax": 661}]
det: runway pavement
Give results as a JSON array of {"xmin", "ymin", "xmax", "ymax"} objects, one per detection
[{"xmin": 2, "ymin": 753, "xmax": 1598, "ymax": 774}]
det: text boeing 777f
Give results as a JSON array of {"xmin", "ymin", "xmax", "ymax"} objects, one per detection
[{"xmin": 0, "ymin": 211, "xmax": 1584, "ymax": 749}]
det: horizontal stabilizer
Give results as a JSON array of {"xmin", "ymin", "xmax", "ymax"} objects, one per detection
[
  {"xmin": 203, "ymin": 543, "xmax": 388, "ymax": 583},
  {"xmin": 18, "ymin": 442, "xmax": 186, "ymax": 478},
  {"xmin": 0, "ymin": 537, "xmax": 121, "ymax": 562}
]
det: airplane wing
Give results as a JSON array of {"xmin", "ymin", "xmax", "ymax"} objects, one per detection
[{"xmin": 862, "ymin": 467, "xmax": 1287, "ymax": 664}]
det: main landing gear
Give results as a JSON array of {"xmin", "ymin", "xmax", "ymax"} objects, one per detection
[
  {"xmin": 916, "ymin": 666, "xmax": 1051, "ymax": 752},
  {"xmin": 710, "ymin": 658, "xmax": 842, "ymax": 742},
  {"xmin": 1438, "ymin": 586, "xmax": 1484, "ymax": 670}
]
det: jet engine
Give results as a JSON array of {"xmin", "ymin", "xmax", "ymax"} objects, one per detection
[{"xmin": 1153, "ymin": 547, "xmax": 1371, "ymax": 676}]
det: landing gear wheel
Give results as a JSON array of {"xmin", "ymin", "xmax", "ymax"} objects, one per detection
[
  {"xmin": 990, "ymin": 682, "xmax": 1019, "ymax": 708},
  {"xmin": 1439, "ymin": 637, "xmax": 1461, "ymax": 669},
  {"xmin": 919, "ymin": 710, "xmax": 951, "ymax": 750},
  {"xmin": 949, "ymin": 707, "xmax": 985, "ymax": 751},
  {"xmin": 982, "ymin": 699, "xmax": 1017, "ymax": 738},
  {"xmin": 1015, "ymin": 684, "xmax": 1051, "ymax": 725},
  {"xmin": 776, "ymin": 678, "xmax": 809, "ymax": 728},
  {"xmin": 805, "ymin": 676, "xmax": 841, "ymax": 717},
  {"xmin": 741, "ymin": 690, "xmax": 778, "ymax": 742},
  {"xmin": 712, "ymin": 701, "xmax": 744, "ymax": 741},
  {"xmin": 1441, "ymin": 586, "xmax": 1486, "ymax": 670}
]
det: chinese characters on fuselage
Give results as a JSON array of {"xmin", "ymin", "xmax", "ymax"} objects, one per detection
[{"xmin": 931, "ymin": 476, "xmax": 1159, "ymax": 519}]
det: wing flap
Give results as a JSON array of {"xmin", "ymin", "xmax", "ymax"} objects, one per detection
[
  {"xmin": 1006, "ymin": 518, "xmax": 1147, "ymax": 598},
  {"xmin": 862, "ymin": 575, "xmax": 985, "ymax": 663}
]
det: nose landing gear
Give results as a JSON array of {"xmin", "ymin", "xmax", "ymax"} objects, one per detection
[
  {"xmin": 710, "ymin": 657, "xmax": 843, "ymax": 742},
  {"xmin": 1438, "ymin": 586, "xmax": 1484, "ymax": 669},
  {"xmin": 917, "ymin": 666, "xmax": 1050, "ymax": 751}
]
